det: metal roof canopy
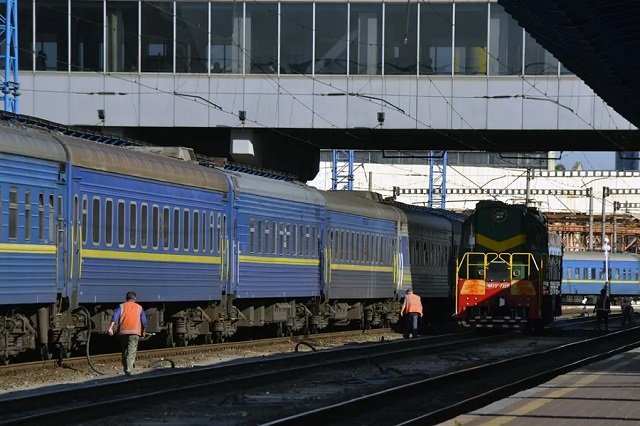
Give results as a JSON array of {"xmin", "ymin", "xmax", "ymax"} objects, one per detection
[{"xmin": 498, "ymin": 0, "xmax": 640, "ymax": 132}]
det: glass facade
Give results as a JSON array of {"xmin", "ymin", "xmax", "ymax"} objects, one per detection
[{"xmin": 20, "ymin": 1, "xmax": 571, "ymax": 77}]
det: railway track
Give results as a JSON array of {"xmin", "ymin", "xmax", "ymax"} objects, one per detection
[
  {"xmin": 0, "ymin": 328, "xmax": 396, "ymax": 375},
  {"xmin": 0, "ymin": 330, "xmax": 493, "ymax": 425},
  {"xmin": 262, "ymin": 326, "xmax": 640, "ymax": 426}
]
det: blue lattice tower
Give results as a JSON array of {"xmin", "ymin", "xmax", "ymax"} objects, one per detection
[
  {"xmin": 0, "ymin": 0, "xmax": 18, "ymax": 113},
  {"xmin": 428, "ymin": 151, "xmax": 448, "ymax": 208},
  {"xmin": 331, "ymin": 149, "xmax": 354, "ymax": 190}
]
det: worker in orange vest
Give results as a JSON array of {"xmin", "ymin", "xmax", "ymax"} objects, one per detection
[
  {"xmin": 401, "ymin": 288, "xmax": 423, "ymax": 338},
  {"xmin": 108, "ymin": 291, "xmax": 147, "ymax": 376}
]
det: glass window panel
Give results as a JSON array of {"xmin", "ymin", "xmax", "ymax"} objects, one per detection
[
  {"xmin": 152, "ymin": 205, "xmax": 159, "ymax": 248},
  {"xmin": 39, "ymin": 193, "xmax": 45, "ymax": 241},
  {"xmin": 211, "ymin": 2, "xmax": 243, "ymax": 74},
  {"xmin": 420, "ymin": 3, "xmax": 453, "ymax": 75},
  {"xmin": 81, "ymin": 196, "xmax": 88, "ymax": 244},
  {"xmin": 419, "ymin": 3, "xmax": 452, "ymax": 75},
  {"xmin": 246, "ymin": 3, "xmax": 278, "ymax": 74},
  {"xmin": 106, "ymin": 1, "xmax": 138, "ymax": 72},
  {"xmin": 349, "ymin": 4, "xmax": 382, "ymax": 75},
  {"xmin": 384, "ymin": 4, "xmax": 417, "ymax": 75},
  {"xmin": 105, "ymin": 199, "xmax": 113, "ymax": 246},
  {"xmin": 163, "ymin": 207, "xmax": 170, "ymax": 249},
  {"xmin": 176, "ymin": 2, "xmax": 208, "ymax": 73},
  {"xmin": 36, "ymin": 0, "xmax": 68, "ymax": 71},
  {"xmin": 489, "ymin": 4, "xmax": 522, "ymax": 75},
  {"xmin": 183, "ymin": 210, "xmax": 190, "ymax": 250},
  {"xmin": 454, "ymin": 4, "xmax": 487, "ymax": 75},
  {"xmin": 315, "ymin": 4, "xmax": 347, "ymax": 75},
  {"xmin": 18, "ymin": 0, "xmax": 33, "ymax": 71},
  {"xmin": 92, "ymin": 198, "xmax": 100, "ymax": 245},
  {"xmin": 25, "ymin": 191, "xmax": 31, "ymax": 241},
  {"xmin": 524, "ymin": 32, "xmax": 558, "ymax": 75},
  {"xmin": 117, "ymin": 201, "xmax": 125, "ymax": 247},
  {"xmin": 72, "ymin": 1, "xmax": 105, "ymax": 72},
  {"xmin": 142, "ymin": 2, "xmax": 173, "ymax": 72},
  {"xmin": 141, "ymin": 204, "xmax": 148, "ymax": 248},
  {"xmin": 280, "ymin": 3, "xmax": 312, "ymax": 75},
  {"xmin": 193, "ymin": 211, "xmax": 199, "ymax": 251},
  {"xmin": 129, "ymin": 202, "xmax": 137, "ymax": 247},
  {"xmin": 173, "ymin": 208, "xmax": 180, "ymax": 250}
]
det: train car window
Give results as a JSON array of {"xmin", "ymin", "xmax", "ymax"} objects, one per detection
[
  {"xmin": 257, "ymin": 219, "xmax": 263, "ymax": 254},
  {"xmin": 140, "ymin": 204, "xmax": 148, "ymax": 249},
  {"xmin": 574, "ymin": 268, "xmax": 579, "ymax": 279},
  {"xmin": 92, "ymin": 197, "xmax": 100, "ymax": 245},
  {"xmin": 292, "ymin": 223, "xmax": 297, "ymax": 256},
  {"xmin": 202, "ymin": 212, "xmax": 206, "ymax": 253},
  {"xmin": 615, "ymin": 269, "xmax": 620, "ymax": 280},
  {"xmin": 105, "ymin": 199, "xmax": 113, "ymax": 247},
  {"xmin": 216, "ymin": 213, "xmax": 222, "ymax": 254},
  {"xmin": 286, "ymin": 223, "xmax": 291, "ymax": 256},
  {"xmin": 271, "ymin": 221, "xmax": 277, "ymax": 255},
  {"xmin": 300, "ymin": 224, "xmax": 304, "ymax": 257},
  {"xmin": 250, "ymin": 218, "xmax": 255, "ymax": 254},
  {"xmin": 49, "ymin": 195, "xmax": 55, "ymax": 243},
  {"xmin": 209, "ymin": 213, "xmax": 214, "ymax": 253},
  {"xmin": 598, "ymin": 268, "xmax": 603, "ymax": 280},
  {"xmin": 339, "ymin": 229, "xmax": 344, "ymax": 261},
  {"xmin": 344, "ymin": 231, "xmax": 350, "ymax": 261},
  {"xmin": 24, "ymin": 191, "xmax": 31, "ymax": 241},
  {"xmin": 583, "ymin": 268, "xmax": 588, "ymax": 280},
  {"xmin": 636, "ymin": 269, "xmax": 639, "ymax": 280},
  {"xmin": 39, "ymin": 193, "xmax": 45, "ymax": 242},
  {"xmin": 162, "ymin": 207, "xmax": 170, "ymax": 250},
  {"xmin": 194, "ymin": 211, "xmax": 200, "ymax": 252},
  {"xmin": 279, "ymin": 222, "xmax": 284, "ymax": 255},
  {"xmin": 264, "ymin": 220, "xmax": 270, "ymax": 255},
  {"xmin": 0, "ymin": 188, "xmax": 2, "ymax": 238},
  {"xmin": 347, "ymin": 232, "xmax": 352, "ymax": 261},
  {"xmin": 183, "ymin": 210, "xmax": 190, "ymax": 251},
  {"xmin": 81, "ymin": 196, "xmax": 88, "ymax": 245},
  {"xmin": 313, "ymin": 226, "xmax": 317, "ymax": 257},
  {"xmin": 172, "ymin": 208, "xmax": 180, "ymax": 250},
  {"xmin": 362, "ymin": 234, "xmax": 368, "ymax": 262},
  {"xmin": 117, "ymin": 201, "xmax": 125, "ymax": 247},
  {"xmin": 331, "ymin": 229, "xmax": 337, "ymax": 261},
  {"xmin": 623, "ymin": 269, "xmax": 627, "ymax": 281},
  {"xmin": 152, "ymin": 205, "xmax": 159, "ymax": 249},
  {"xmin": 129, "ymin": 203, "xmax": 137, "ymax": 248},
  {"xmin": 591, "ymin": 268, "xmax": 596, "ymax": 280}
]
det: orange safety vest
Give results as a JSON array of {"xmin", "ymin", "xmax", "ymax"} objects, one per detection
[
  {"xmin": 402, "ymin": 293, "xmax": 423, "ymax": 315},
  {"xmin": 118, "ymin": 301, "xmax": 143, "ymax": 335}
]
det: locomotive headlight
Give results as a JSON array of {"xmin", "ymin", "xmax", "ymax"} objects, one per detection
[
  {"xmin": 493, "ymin": 208, "xmax": 507, "ymax": 222},
  {"xmin": 513, "ymin": 269, "xmax": 521, "ymax": 278}
]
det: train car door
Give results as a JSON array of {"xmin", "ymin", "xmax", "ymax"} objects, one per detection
[
  {"xmin": 321, "ymin": 219, "xmax": 332, "ymax": 300},
  {"xmin": 230, "ymin": 207, "xmax": 239, "ymax": 296},
  {"xmin": 68, "ymin": 182, "xmax": 82, "ymax": 305}
]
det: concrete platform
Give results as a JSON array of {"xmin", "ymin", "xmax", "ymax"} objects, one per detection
[{"xmin": 441, "ymin": 347, "xmax": 640, "ymax": 425}]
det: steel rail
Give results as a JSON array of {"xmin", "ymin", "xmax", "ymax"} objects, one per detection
[{"xmin": 0, "ymin": 331, "xmax": 495, "ymax": 426}]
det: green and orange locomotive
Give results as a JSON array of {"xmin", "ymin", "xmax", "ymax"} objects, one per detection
[{"xmin": 455, "ymin": 201, "xmax": 563, "ymax": 330}]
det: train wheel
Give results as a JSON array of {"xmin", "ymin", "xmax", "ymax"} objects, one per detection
[
  {"xmin": 214, "ymin": 331, "xmax": 224, "ymax": 343},
  {"xmin": 204, "ymin": 334, "xmax": 212, "ymax": 345},
  {"xmin": 178, "ymin": 335, "xmax": 189, "ymax": 347},
  {"xmin": 276, "ymin": 323, "xmax": 284, "ymax": 338},
  {"xmin": 285, "ymin": 326, "xmax": 293, "ymax": 337}
]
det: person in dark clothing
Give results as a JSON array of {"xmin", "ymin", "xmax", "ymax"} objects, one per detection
[{"xmin": 593, "ymin": 288, "xmax": 611, "ymax": 331}]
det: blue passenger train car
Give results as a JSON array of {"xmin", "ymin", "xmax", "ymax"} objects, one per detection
[{"xmin": 562, "ymin": 251, "xmax": 640, "ymax": 302}]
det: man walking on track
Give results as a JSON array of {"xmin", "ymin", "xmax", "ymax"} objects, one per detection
[
  {"xmin": 108, "ymin": 291, "xmax": 147, "ymax": 375},
  {"xmin": 401, "ymin": 288, "xmax": 423, "ymax": 338}
]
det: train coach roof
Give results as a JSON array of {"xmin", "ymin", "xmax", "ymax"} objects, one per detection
[
  {"xmin": 0, "ymin": 122, "xmax": 67, "ymax": 162},
  {"xmin": 563, "ymin": 250, "xmax": 640, "ymax": 262},
  {"xmin": 56, "ymin": 135, "xmax": 230, "ymax": 192},
  {"xmin": 226, "ymin": 171, "xmax": 325, "ymax": 205},
  {"xmin": 323, "ymin": 190, "xmax": 404, "ymax": 222}
]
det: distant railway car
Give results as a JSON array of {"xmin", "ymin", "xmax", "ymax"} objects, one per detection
[
  {"xmin": 562, "ymin": 251, "xmax": 640, "ymax": 303},
  {"xmin": 455, "ymin": 201, "xmax": 563, "ymax": 330}
]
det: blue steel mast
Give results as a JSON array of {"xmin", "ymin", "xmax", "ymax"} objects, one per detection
[
  {"xmin": 0, "ymin": 0, "xmax": 18, "ymax": 113},
  {"xmin": 331, "ymin": 149, "xmax": 354, "ymax": 190}
]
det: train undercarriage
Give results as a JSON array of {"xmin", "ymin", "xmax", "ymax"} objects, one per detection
[{"xmin": 0, "ymin": 296, "xmax": 402, "ymax": 364}]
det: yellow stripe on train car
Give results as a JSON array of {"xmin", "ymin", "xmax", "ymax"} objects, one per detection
[
  {"xmin": 475, "ymin": 233, "xmax": 526, "ymax": 252},
  {"xmin": 0, "ymin": 243, "xmax": 57, "ymax": 254},
  {"xmin": 239, "ymin": 255, "xmax": 319, "ymax": 266},
  {"xmin": 330, "ymin": 264, "xmax": 394, "ymax": 273},
  {"xmin": 82, "ymin": 249, "xmax": 221, "ymax": 264}
]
